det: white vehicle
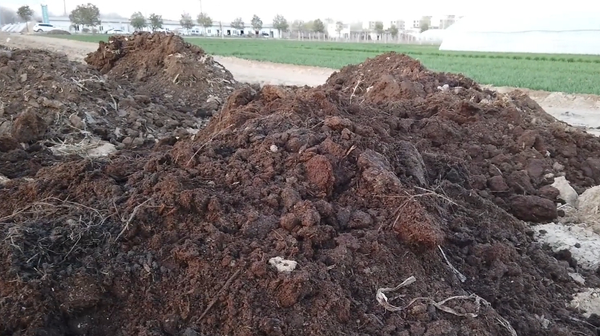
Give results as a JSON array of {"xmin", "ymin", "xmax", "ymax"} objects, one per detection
[
  {"xmin": 33, "ymin": 23, "xmax": 57, "ymax": 33},
  {"xmin": 105, "ymin": 28, "xmax": 128, "ymax": 35},
  {"xmin": 179, "ymin": 28, "xmax": 200, "ymax": 36}
]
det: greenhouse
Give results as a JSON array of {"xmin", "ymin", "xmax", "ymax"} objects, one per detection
[
  {"xmin": 417, "ymin": 29, "xmax": 446, "ymax": 45},
  {"xmin": 439, "ymin": 11, "xmax": 600, "ymax": 55}
]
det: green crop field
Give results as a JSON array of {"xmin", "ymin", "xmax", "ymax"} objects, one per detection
[{"xmin": 52, "ymin": 35, "xmax": 600, "ymax": 95}]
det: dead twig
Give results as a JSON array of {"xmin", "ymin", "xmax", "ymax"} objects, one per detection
[
  {"xmin": 496, "ymin": 316, "xmax": 518, "ymax": 336},
  {"xmin": 198, "ymin": 269, "xmax": 241, "ymax": 321},
  {"xmin": 70, "ymin": 78, "xmax": 90, "ymax": 91},
  {"xmin": 109, "ymin": 94, "xmax": 119, "ymax": 112},
  {"xmin": 377, "ymin": 276, "xmax": 518, "ymax": 334},
  {"xmin": 414, "ymin": 187, "xmax": 461, "ymax": 207},
  {"xmin": 62, "ymin": 233, "xmax": 82, "ymax": 261},
  {"xmin": 115, "ymin": 198, "xmax": 153, "ymax": 241},
  {"xmin": 0, "ymin": 197, "xmax": 107, "ymax": 224},
  {"xmin": 377, "ymin": 276, "xmax": 482, "ymax": 317},
  {"xmin": 349, "ymin": 79, "xmax": 363, "ymax": 104},
  {"xmin": 186, "ymin": 125, "xmax": 232, "ymax": 165},
  {"xmin": 438, "ymin": 246, "xmax": 467, "ymax": 282}
]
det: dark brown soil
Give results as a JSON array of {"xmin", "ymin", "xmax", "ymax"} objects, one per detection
[
  {"xmin": 84, "ymin": 32, "xmax": 237, "ymax": 113},
  {"xmin": 0, "ymin": 39, "xmax": 240, "ymax": 180},
  {"xmin": 325, "ymin": 55, "xmax": 600, "ymax": 222},
  {"xmin": 1, "ymin": 52, "xmax": 599, "ymax": 336}
]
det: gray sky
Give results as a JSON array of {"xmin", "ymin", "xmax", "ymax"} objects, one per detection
[{"xmin": 2, "ymin": 0, "xmax": 599, "ymax": 23}]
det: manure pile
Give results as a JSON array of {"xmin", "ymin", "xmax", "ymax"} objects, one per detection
[
  {"xmin": 1, "ymin": 36, "xmax": 600, "ymax": 336},
  {"xmin": 0, "ymin": 34, "xmax": 238, "ymax": 180}
]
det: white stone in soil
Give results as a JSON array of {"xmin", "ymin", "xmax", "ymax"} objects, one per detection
[
  {"xmin": 570, "ymin": 288, "xmax": 600, "ymax": 318},
  {"xmin": 268, "ymin": 257, "xmax": 297, "ymax": 273},
  {"xmin": 533, "ymin": 223, "xmax": 600, "ymax": 271},
  {"xmin": 551, "ymin": 176, "xmax": 579, "ymax": 207}
]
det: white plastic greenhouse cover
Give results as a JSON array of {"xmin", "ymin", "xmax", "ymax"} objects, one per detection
[
  {"xmin": 418, "ymin": 29, "xmax": 446, "ymax": 44},
  {"xmin": 439, "ymin": 10, "xmax": 600, "ymax": 55}
]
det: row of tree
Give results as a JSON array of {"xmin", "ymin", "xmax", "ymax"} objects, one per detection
[
  {"xmin": 7, "ymin": 4, "xmax": 321, "ymax": 36},
  {"xmin": 130, "ymin": 12, "xmax": 164, "ymax": 31},
  {"xmin": 224, "ymin": 15, "xmax": 329, "ymax": 36},
  {"xmin": 6, "ymin": 3, "xmax": 412, "ymax": 38},
  {"xmin": 129, "ymin": 12, "xmax": 321, "ymax": 37}
]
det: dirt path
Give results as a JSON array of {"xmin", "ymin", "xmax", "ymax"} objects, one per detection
[
  {"xmin": 3, "ymin": 33, "xmax": 600, "ymax": 133},
  {"xmin": 0, "ymin": 33, "xmax": 334, "ymax": 86}
]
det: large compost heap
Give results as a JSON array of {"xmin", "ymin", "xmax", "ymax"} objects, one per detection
[{"xmin": 1, "ymin": 33, "xmax": 600, "ymax": 336}]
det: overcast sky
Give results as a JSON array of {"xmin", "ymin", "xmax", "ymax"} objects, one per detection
[{"xmin": 2, "ymin": 0, "xmax": 600, "ymax": 23}]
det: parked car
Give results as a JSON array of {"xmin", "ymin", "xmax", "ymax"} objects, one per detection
[
  {"xmin": 33, "ymin": 23, "xmax": 58, "ymax": 33},
  {"xmin": 105, "ymin": 28, "xmax": 128, "ymax": 35}
]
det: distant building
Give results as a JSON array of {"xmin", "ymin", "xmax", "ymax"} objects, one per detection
[
  {"xmin": 387, "ymin": 20, "xmax": 405, "ymax": 30},
  {"xmin": 46, "ymin": 16, "xmax": 281, "ymax": 38},
  {"xmin": 327, "ymin": 22, "xmax": 351, "ymax": 39},
  {"xmin": 430, "ymin": 15, "xmax": 457, "ymax": 29},
  {"xmin": 362, "ymin": 21, "xmax": 381, "ymax": 31}
]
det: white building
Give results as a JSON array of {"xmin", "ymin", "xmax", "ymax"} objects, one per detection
[
  {"xmin": 362, "ymin": 21, "xmax": 380, "ymax": 31},
  {"xmin": 211, "ymin": 23, "xmax": 280, "ymax": 38},
  {"xmin": 386, "ymin": 20, "xmax": 405, "ymax": 30},
  {"xmin": 440, "ymin": 11, "xmax": 600, "ymax": 54},
  {"xmin": 48, "ymin": 16, "xmax": 144, "ymax": 32},
  {"xmin": 429, "ymin": 15, "xmax": 458, "ymax": 30},
  {"xmin": 326, "ymin": 22, "xmax": 351, "ymax": 39}
]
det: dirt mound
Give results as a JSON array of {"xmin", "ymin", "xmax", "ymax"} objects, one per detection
[
  {"xmin": 44, "ymin": 29, "xmax": 71, "ymax": 35},
  {"xmin": 1, "ymin": 52, "xmax": 599, "ymax": 336},
  {"xmin": 85, "ymin": 32, "xmax": 237, "ymax": 112},
  {"xmin": 0, "ymin": 45, "xmax": 234, "ymax": 179},
  {"xmin": 326, "ymin": 53, "xmax": 600, "ymax": 222}
]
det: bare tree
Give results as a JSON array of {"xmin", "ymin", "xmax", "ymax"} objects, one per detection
[
  {"xmin": 273, "ymin": 14, "xmax": 288, "ymax": 38},
  {"xmin": 291, "ymin": 20, "xmax": 305, "ymax": 38},
  {"xmin": 251, "ymin": 15, "xmax": 262, "ymax": 35},
  {"xmin": 389, "ymin": 25, "xmax": 399, "ymax": 40},
  {"xmin": 148, "ymin": 13, "xmax": 163, "ymax": 31},
  {"xmin": 312, "ymin": 18, "xmax": 325, "ymax": 40},
  {"xmin": 335, "ymin": 21, "xmax": 343, "ymax": 38},
  {"xmin": 180, "ymin": 12, "xmax": 194, "ymax": 30},
  {"xmin": 130, "ymin": 12, "xmax": 147, "ymax": 31},
  {"xmin": 374, "ymin": 21, "xmax": 384, "ymax": 38},
  {"xmin": 17, "ymin": 5, "xmax": 33, "ymax": 32},
  {"xmin": 312, "ymin": 19, "xmax": 325, "ymax": 33},
  {"xmin": 231, "ymin": 17, "xmax": 244, "ymax": 35},
  {"xmin": 197, "ymin": 12, "xmax": 213, "ymax": 35},
  {"xmin": 17, "ymin": 5, "xmax": 33, "ymax": 22},
  {"xmin": 69, "ymin": 4, "xmax": 101, "ymax": 32}
]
